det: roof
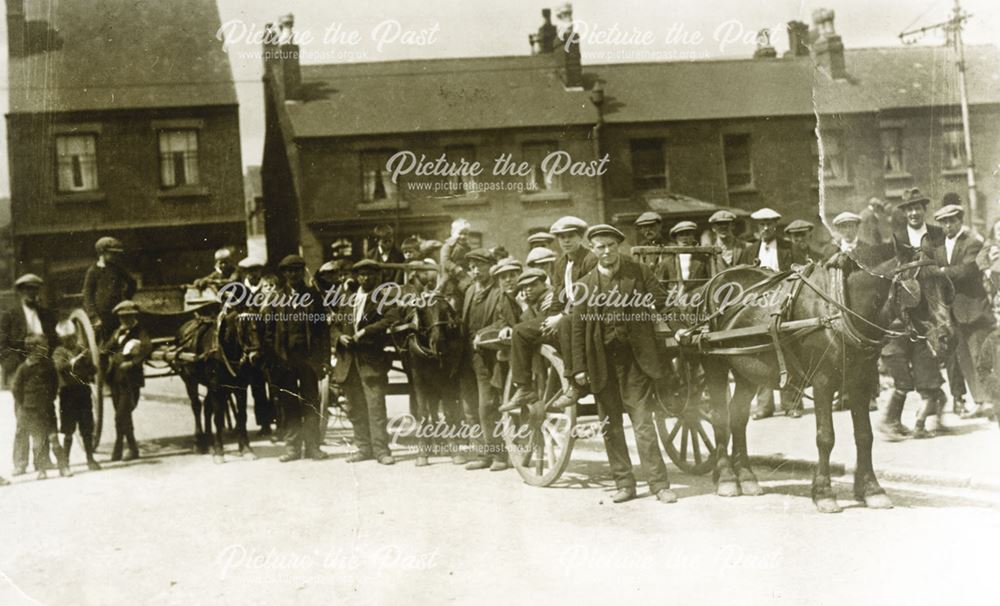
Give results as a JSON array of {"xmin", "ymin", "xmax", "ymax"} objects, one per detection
[
  {"xmin": 278, "ymin": 43, "xmax": 1000, "ymax": 138},
  {"xmin": 8, "ymin": 0, "xmax": 237, "ymax": 114},
  {"xmin": 611, "ymin": 192, "xmax": 749, "ymax": 224},
  {"xmin": 285, "ymin": 55, "xmax": 596, "ymax": 138}
]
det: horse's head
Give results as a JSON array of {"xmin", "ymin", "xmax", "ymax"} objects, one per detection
[{"xmin": 895, "ymin": 252, "xmax": 954, "ymax": 359}]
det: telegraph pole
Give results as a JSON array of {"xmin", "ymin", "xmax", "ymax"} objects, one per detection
[{"xmin": 900, "ymin": 0, "xmax": 978, "ymax": 228}]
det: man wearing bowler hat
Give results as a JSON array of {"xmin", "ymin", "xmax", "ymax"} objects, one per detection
[
  {"xmin": 932, "ymin": 203, "xmax": 994, "ymax": 419},
  {"xmin": 571, "ymin": 224, "xmax": 677, "ymax": 504},
  {"xmin": 83, "ymin": 236, "xmax": 136, "ymax": 342},
  {"xmin": 265, "ymin": 255, "xmax": 331, "ymax": 462}
]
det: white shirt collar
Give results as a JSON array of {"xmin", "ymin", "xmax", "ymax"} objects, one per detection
[{"xmin": 906, "ymin": 223, "xmax": 927, "ymax": 248}]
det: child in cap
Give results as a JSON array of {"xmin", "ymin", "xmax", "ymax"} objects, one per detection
[
  {"xmin": 54, "ymin": 321, "xmax": 101, "ymax": 471},
  {"xmin": 11, "ymin": 333, "xmax": 72, "ymax": 479}
]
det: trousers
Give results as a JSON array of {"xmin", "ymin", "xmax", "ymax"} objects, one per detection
[{"xmin": 342, "ymin": 360, "xmax": 390, "ymax": 457}]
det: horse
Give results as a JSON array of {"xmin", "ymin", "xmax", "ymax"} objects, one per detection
[
  {"xmin": 390, "ymin": 287, "xmax": 466, "ymax": 463},
  {"xmin": 172, "ymin": 305, "xmax": 255, "ymax": 463},
  {"xmin": 681, "ymin": 249, "xmax": 954, "ymax": 513}
]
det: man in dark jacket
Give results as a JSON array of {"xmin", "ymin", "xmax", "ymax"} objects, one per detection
[
  {"xmin": 932, "ymin": 204, "xmax": 995, "ymax": 419},
  {"xmin": 655, "ymin": 221, "xmax": 710, "ymax": 284},
  {"xmin": 102, "ymin": 300, "xmax": 151, "ymax": 462},
  {"xmin": 265, "ymin": 255, "xmax": 331, "ymax": 462},
  {"xmin": 330, "ymin": 260, "xmax": 400, "ymax": 465},
  {"xmin": 891, "ymin": 187, "xmax": 945, "ymax": 261},
  {"xmin": 83, "ymin": 236, "xmax": 136, "ymax": 343},
  {"xmin": 571, "ymin": 224, "xmax": 677, "ymax": 504},
  {"xmin": 736, "ymin": 208, "xmax": 799, "ymax": 271}
]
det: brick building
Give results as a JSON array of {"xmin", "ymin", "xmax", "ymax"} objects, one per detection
[
  {"xmin": 261, "ymin": 8, "xmax": 1000, "ymax": 269},
  {"xmin": 5, "ymin": 0, "xmax": 245, "ymax": 302}
]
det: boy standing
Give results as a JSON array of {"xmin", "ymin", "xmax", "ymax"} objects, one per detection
[
  {"xmin": 53, "ymin": 322, "xmax": 101, "ymax": 471},
  {"xmin": 12, "ymin": 334, "xmax": 71, "ymax": 479}
]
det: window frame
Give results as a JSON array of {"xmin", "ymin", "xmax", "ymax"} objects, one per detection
[
  {"xmin": 55, "ymin": 133, "xmax": 100, "ymax": 193},
  {"xmin": 360, "ymin": 148, "xmax": 400, "ymax": 203},
  {"xmin": 722, "ymin": 133, "xmax": 754, "ymax": 191},
  {"xmin": 157, "ymin": 128, "xmax": 201, "ymax": 189},
  {"xmin": 521, "ymin": 140, "xmax": 563, "ymax": 193},
  {"xmin": 629, "ymin": 138, "xmax": 668, "ymax": 192}
]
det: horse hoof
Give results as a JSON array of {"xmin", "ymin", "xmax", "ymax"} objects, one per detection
[
  {"xmin": 717, "ymin": 481, "xmax": 741, "ymax": 497},
  {"xmin": 814, "ymin": 497, "xmax": 842, "ymax": 514},
  {"xmin": 739, "ymin": 479, "xmax": 763, "ymax": 496},
  {"xmin": 863, "ymin": 493, "xmax": 893, "ymax": 509},
  {"xmin": 212, "ymin": 455, "xmax": 225, "ymax": 465}
]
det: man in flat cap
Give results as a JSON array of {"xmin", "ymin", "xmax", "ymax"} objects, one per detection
[
  {"xmin": 527, "ymin": 231, "xmax": 556, "ymax": 251},
  {"xmin": 931, "ymin": 203, "xmax": 994, "ymax": 420},
  {"xmin": 526, "ymin": 247, "xmax": 557, "ymax": 283},
  {"xmin": 859, "ymin": 196, "xmax": 894, "ymax": 247},
  {"xmin": 457, "ymin": 248, "xmax": 509, "ymax": 470},
  {"xmin": 265, "ymin": 255, "xmax": 331, "ymax": 462},
  {"xmin": 707, "ymin": 210, "xmax": 745, "ymax": 269},
  {"xmin": 634, "ymin": 212, "xmax": 666, "ymax": 247},
  {"xmin": 784, "ymin": 219, "xmax": 837, "ymax": 264},
  {"xmin": 547, "ymin": 216, "xmax": 598, "ymax": 408},
  {"xmin": 656, "ymin": 221, "xmax": 709, "ymax": 284},
  {"xmin": 737, "ymin": 208, "xmax": 797, "ymax": 271},
  {"xmin": 83, "ymin": 236, "xmax": 136, "ymax": 343},
  {"xmin": 500, "ymin": 268, "xmax": 558, "ymax": 415},
  {"xmin": 365, "ymin": 224, "xmax": 405, "ymax": 284},
  {"xmin": 102, "ymin": 300, "xmax": 151, "ymax": 461},
  {"xmin": 571, "ymin": 224, "xmax": 677, "ymax": 504},
  {"xmin": 194, "ymin": 248, "xmax": 238, "ymax": 290},
  {"xmin": 2, "ymin": 273, "xmax": 58, "ymax": 474}
]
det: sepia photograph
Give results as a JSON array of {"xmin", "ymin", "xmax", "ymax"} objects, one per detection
[{"xmin": 1, "ymin": 0, "xmax": 999, "ymax": 603}]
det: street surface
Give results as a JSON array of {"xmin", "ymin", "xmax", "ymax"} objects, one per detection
[{"xmin": 1, "ymin": 376, "xmax": 999, "ymax": 606}]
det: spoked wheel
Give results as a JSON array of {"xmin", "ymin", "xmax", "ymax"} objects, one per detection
[
  {"xmin": 654, "ymin": 358, "xmax": 717, "ymax": 476},
  {"xmin": 69, "ymin": 310, "xmax": 104, "ymax": 446},
  {"xmin": 501, "ymin": 345, "xmax": 576, "ymax": 487}
]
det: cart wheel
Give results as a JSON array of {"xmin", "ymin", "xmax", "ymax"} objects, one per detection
[
  {"xmin": 69, "ymin": 310, "xmax": 104, "ymax": 446},
  {"xmin": 655, "ymin": 360, "xmax": 717, "ymax": 475},
  {"xmin": 501, "ymin": 345, "xmax": 576, "ymax": 487}
]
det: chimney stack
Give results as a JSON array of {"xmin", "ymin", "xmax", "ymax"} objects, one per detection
[
  {"xmin": 811, "ymin": 9, "xmax": 847, "ymax": 79},
  {"xmin": 785, "ymin": 21, "xmax": 810, "ymax": 57},
  {"xmin": 752, "ymin": 28, "xmax": 777, "ymax": 59},
  {"xmin": 275, "ymin": 13, "xmax": 302, "ymax": 101},
  {"xmin": 6, "ymin": 0, "xmax": 25, "ymax": 58}
]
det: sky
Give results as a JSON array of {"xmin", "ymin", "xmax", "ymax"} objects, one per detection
[{"xmin": 0, "ymin": 0, "xmax": 998, "ymax": 198}]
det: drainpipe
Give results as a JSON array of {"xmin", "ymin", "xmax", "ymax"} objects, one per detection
[{"xmin": 589, "ymin": 82, "xmax": 606, "ymax": 223}]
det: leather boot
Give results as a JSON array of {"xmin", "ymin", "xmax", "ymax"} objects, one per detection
[
  {"xmin": 111, "ymin": 434, "xmax": 124, "ymax": 462},
  {"xmin": 550, "ymin": 384, "xmax": 583, "ymax": 410},
  {"xmin": 82, "ymin": 434, "xmax": 101, "ymax": 471},
  {"xmin": 50, "ymin": 436, "xmax": 73, "ymax": 477},
  {"xmin": 879, "ymin": 390, "xmax": 910, "ymax": 440},
  {"xmin": 124, "ymin": 432, "xmax": 140, "ymax": 461},
  {"xmin": 500, "ymin": 385, "xmax": 536, "ymax": 413}
]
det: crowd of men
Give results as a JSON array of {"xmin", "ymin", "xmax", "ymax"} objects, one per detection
[{"xmin": 1, "ymin": 187, "xmax": 998, "ymax": 502}]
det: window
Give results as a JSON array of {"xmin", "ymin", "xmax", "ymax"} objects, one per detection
[
  {"xmin": 630, "ymin": 138, "xmax": 667, "ymax": 191},
  {"xmin": 158, "ymin": 130, "xmax": 200, "ymax": 188},
  {"xmin": 723, "ymin": 134, "xmax": 753, "ymax": 189},
  {"xmin": 881, "ymin": 128, "xmax": 904, "ymax": 174},
  {"xmin": 811, "ymin": 131, "xmax": 847, "ymax": 182},
  {"xmin": 522, "ymin": 141, "xmax": 562, "ymax": 192},
  {"xmin": 56, "ymin": 134, "xmax": 98, "ymax": 192},
  {"xmin": 943, "ymin": 126, "xmax": 966, "ymax": 170},
  {"xmin": 361, "ymin": 149, "xmax": 399, "ymax": 202},
  {"xmin": 444, "ymin": 144, "xmax": 477, "ymax": 194}
]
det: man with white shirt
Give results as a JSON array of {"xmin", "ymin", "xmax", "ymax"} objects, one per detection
[
  {"xmin": 932, "ymin": 204, "xmax": 994, "ymax": 420},
  {"xmin": 656, "ymin": 221, "xmax": 709, "ymax": 284},
  {"xmin": 1, "ymin": 274, "xmax": 58, "ymax": 474},
  {"xmin": 892, "ymin": 188, "xmax": 944, "ymax": 262},
  {"xmin": 737, "ymin": 208, "xmax": 796, "ymax": 271},
  {"xmin": 707, "ymin": 210, "xmax": 745, "ymax": 268}
]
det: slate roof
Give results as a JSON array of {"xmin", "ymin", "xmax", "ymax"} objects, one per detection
[
  {"xmin": 279, "ymin": 44, "xmax": 1000, "ymax": 138},
  {"xmin": 7, "ymin": 0, "xmax": 237, "ymax": 114}
]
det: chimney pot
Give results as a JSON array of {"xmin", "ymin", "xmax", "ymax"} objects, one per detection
[{"xmin": 811, "ymin": 8, "xmax": 847, "ymax": 79}]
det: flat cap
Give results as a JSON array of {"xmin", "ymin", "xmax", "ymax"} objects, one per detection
[
  {"xmin": 669, "ymin": 221, "xmax": 698, "ymax": 237},
  {"xmin": 896, "ymin": 187, "xmax": 930, "ymax": 209},
  {"xmin": 933, "ymin": 204, "xmax": 964, "ymax": 221},
  {"xmin": 832, "ymin": 211, "xmax": 862, "ymax": 226},
  {"xmin": 278, "ymin": 255, "xmax": 306, "ymax": 269},
  {"xmin": 112, "ymin": 300, "xmax": 140, "ymax": 316},
  {"xmin": 238, "ymin": 256, "xmax": 264, "ymax": 269},
  {"xmin": 527, "ymin": 231, "xmax": 556, "ymax": 245},
  {"xmin": 708, "ymin": 210, "xmax": 737, "ymax": 224},
  {"xmin": 550, "ymin": 216, "xmax": 588, "ymax": 235},
  {"xmin": 466, "ymin": 248, "xmax": 495, "ymax": 264},
  {"xmin": 783, "ymin": 219, "xmax": 814, "ymax": 234},
  {"xmin": 14, "ymin": 273, "xmax": 43, "ymax": 288},
  {"xmin": 214, "ymin": 248, "xmax": 232, "ymax": 261},
  {"xmin": 95, "ymin": 236, "xmax": 124, "ymax": 254},
  {"xmin": 490, "ymin": 258, "xmax": 523, "ymax": 278},
  {"xmin": 634, "ymin": 211, "xmax": 663, "ymax": 227},
  {"xmin": 586, "ymin": 224, "xmax": 626, "ymax": 243},
  {"xmin": 318, "ymin": 259, "xmax": 350, "ymax": 273},
  {"xmin": 750, "ymin": 208, "xmax": 781, "ymax": 221},
  {"xmin": 351, "ymin": 259, "xmax": 380, "ymax": 272},
  {"xmin": 526, "ymin": 247, "xmax": 557, "ymax": 266},
  {"xmin": 517, "ymin": 268, "xmax": 549, "ymax": 288}
]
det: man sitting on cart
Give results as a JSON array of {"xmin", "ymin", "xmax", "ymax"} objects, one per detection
[
  {"xmin": 500, "ymin": 268, "xmax": 556, "ymax": 413},
  {"xmin": 654, "ymin": 221, "xmax": 711, "ymax": 286}
]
